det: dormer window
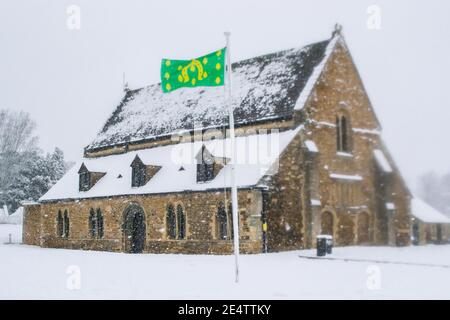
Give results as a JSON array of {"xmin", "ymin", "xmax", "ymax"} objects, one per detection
[
  {"xmin": 78, "ymin": 163, "xmax": 91, "ymax": 191},
  {"xmin": 131, "ymin": 156, "xmax": 146, "ymax": 187},
  {"xmin": 130, "ymin": 155, "xmax": 161, "ymax": 188},
  {"xmin": 196, "ymin": 145, "xmax": 228, "ymax": 183},
  {"xmin": 78, "ymin": 163, "xmax": 106, "ymax": 192},
  {"xmin": 79, "ymin": 170, "xmax": 90, "ymax": 191}
]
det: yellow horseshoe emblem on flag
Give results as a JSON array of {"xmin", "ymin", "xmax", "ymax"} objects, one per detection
[{"xmin": 180, "ymin": 59, "xmax": 205, "ymax": 83}]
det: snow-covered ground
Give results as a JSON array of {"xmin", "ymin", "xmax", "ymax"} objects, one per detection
[{"xmin": 1, "ymin": 224, "xmax": 449, "ymax": 299}]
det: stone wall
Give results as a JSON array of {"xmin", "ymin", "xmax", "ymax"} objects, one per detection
[
  {"xmin": 415, "ymin": 222, "xmax": 450, "ymax": 244},
  {"xmin": 263, "ymin": 132, "xmax": 306, "ymax": 252},
  {"xmin": 31, "ymin": 189, "xmax": 263, "ymax": 254},
  {"xmin": 291, "ymin": 41, "xmax": 411, "ymax": 248},
  {"xmin": 23, "ymin": 204, "xmax": 42, "ymax": 246}
]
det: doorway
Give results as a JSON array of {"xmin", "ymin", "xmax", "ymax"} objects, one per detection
[
  {"xmin": 412, "ymin": 222, "xmax": 420, "ymax": 245},
  {"xmin": 357, "ymin": 212, "xmax": 370, "ymax": 244},
  {"xmin": 123, "ymin": 204, "xmax": 146, "ymax": 253}
]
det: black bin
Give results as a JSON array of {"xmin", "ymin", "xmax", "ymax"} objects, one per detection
[
  {"xmin": 316, "ymin": 236, "xmax": 327, "ymax": 257},
  {"xmin": 326, "ymin": 235, "xmax": 333, "ymax": 254}
]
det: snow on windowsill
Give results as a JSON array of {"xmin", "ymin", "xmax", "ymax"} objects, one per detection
[
  {"xmin": 329, "ymin": 173, "xmax": 363, "ymax": 181},
  {"xmin": 305, "ymin": 140, "xmax": 319, "ymax": 153},
  {"xmin": 336, "ymin": 151, "xmax": 353, "ymax": 158},
  {"xmin": 386, "ymin": 202, "xmax": 396, "ymax": 211}
]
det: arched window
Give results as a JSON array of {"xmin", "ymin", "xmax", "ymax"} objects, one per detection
[
  {"xmin": 336, "ymin": 115, "xmax": 350, "ymax": 152},
  {"xmin": 89, "ymin": 208, "xmax": 97, "ymax": 238},
  {"xmin": 57, "ymin": 210, "xmax": 64, "ymax": 237},
  {"xmin": 321, "ymin": 211, "xmax": 334, "ymax": 237},
  {"xmin": 166, "ymin": 204, "xmax": 176, "ymax": 239},
  {"xmin": 412, "ymin": 221, "xmax": 420, "ymax": 246},
  {"xmin": 89, "ymin": 208, "xmax": 104, "ymax": 239},
  {"xmin": 97, "ymin": 209, "xmax": 104, "ymax": 239},
  {"xmin": 227, "ymin": 203, "xmax": 234, "ymax": 240},
  {"xmin": 357, "ymin": 212, "xmax": 370, "ymax": 244},
  {"xmin": 217, "ymin": 202, "xmax": 228, "ymax": 240},
  {"xmin": 176, "ymin": 204, "xmax": 186, "ymax": 240},
  {"xmin": 63, "ymin": 210, "xmax": 70, "ymax": 238}
]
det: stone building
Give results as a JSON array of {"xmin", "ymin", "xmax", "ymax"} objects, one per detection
[
  {"xmin": 23, "ymin": 26, "xmax": 412, "ymax": 254},
  {"xmin": 410, "ymin": 198, "xmax": 450, "ymax": 245}
]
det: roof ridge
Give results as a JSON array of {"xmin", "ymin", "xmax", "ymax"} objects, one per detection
[
  {"xmin": 128, "ymin": 39, "xmax": 331, "ymax": 93},
  {"xmin": 86, "ymin": 37, "xmax": 332, "ymax": 152}
]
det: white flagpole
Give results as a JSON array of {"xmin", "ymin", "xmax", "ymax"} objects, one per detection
[{"xmin": 224, "ymin": 31, "xmax": 240, "ymax": 283}]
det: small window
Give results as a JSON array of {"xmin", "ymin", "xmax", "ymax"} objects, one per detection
[
  {"xmin": 63, "ymin": 210, "xmax": 70, "ymax": 238},
  {"xmin": 217, "ymin": 202, "xmax": 229, "ymax": 240},
  {"xmin": 227, "ymin": 203, "xmax": 234, "ymax": 240},
  {"xmin": 176, "ymin": 204, "xmax": 186, "ymax": 240},
  {"xmin": 89, "ymin": 208, "xmax": 104, "ymax": 239},
  {"xmin": 97, "ymin": 209, "xmax": 104, "ymax": 239},
  {"xmin": 79, "ymin": 171, "xmax": 90, "ymax": 191},
  {"xmin": 166, "ymin": 204, "xmax": 176, "ymax": 239},
  {"xmin": 196, "ymin": 145, "xmax": 216, "ymax": 182},
  {"xmin": 78, "ymin": 163, "xmax": 105, "ymax": 191},
  {"xmin": 89, "ymin": 209, "xmax": 96, "ymax": 238},
  {"xmin": 197, "ymin": 163, "xmax": 215, "ymax": 182},
  {"xmin": 132, "ymin": 166, "xmax": 146, "ymax": 187},
  {"xmin": 57, "ymin": 210, "xmax": 64, "ymax": 237},
  {"xmin": 131, "ymin": 156, "xmax": 147, "ymax": 187},
  {"xmin": 336, "ymin": 115, "xmax": 350, "ymax": 152}
]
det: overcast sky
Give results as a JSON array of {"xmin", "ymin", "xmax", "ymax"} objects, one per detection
[{"xmin": 1, "ymin": 0, "xmax": 449, "ymax": 188}]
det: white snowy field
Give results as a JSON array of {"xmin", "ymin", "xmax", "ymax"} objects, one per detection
[{"xmin": 1, "ymin": 224, "xmax": 449, "ymax": 300}]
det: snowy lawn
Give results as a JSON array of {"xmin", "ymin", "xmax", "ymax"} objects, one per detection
[{"xmin": 1, "ymin": 224, "xmax": 449, "ymax": 299}]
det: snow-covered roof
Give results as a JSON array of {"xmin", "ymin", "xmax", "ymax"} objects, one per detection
[
  {"xmin": 86, "ymin": 37, "xmax": 334, "ymax": 151},
  {"xmin": 41, "ymin": 127, "xmax": 301, "ymax": 202},
  {"xmin": 294, "ymin": 34, "xmax": 342, "ymax": 111},
  {"xmin": 373, "ymin": 149, "xmax": 393, "ymax": 173},
  {"xmin": 411, "ymin": 198, "xmax": 450, "ymax": 224}
]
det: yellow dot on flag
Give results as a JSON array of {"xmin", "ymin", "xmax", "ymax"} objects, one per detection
[
  {"xmin": 202, "ymin": 57, "xmax": 208, "ymax": 65},
  {"xmin": 192, "ymin": 78, "xmax": 196, "ymax": 85},
  {"xmin": 164, "ymin": 72, "xmax": 170, "ymax": 80},
  {"xmin": 216, "ymin": 50, "xmax": 222, "ymax": 57},
  {"xmin": 203, "ymin": 72, "xmax": 208, "ymax": 78},
  {"xmin": 165, "ymin": 60, "xmax": 171, "ymax": 67},
  {"xmin": 190, "ymin": 65, "xmax": 195, "ymax": 72},
  {"xmin": 178, "ymin": 66, "xmax": 182, "ymax": 71},
  {"xmin": 216, "ymin": 63, "xmax": 221, "ymax": 70},
  {"xmin": 215, "ymin": 76, "xmax": 221, "ymax": 84},
  {"xmin": 166, "ymin": 83, "xmax": 171, "ymax": 91},
  {"xmin": 178, "ymin": 75, "xmax": 183, "ymax": 82}
]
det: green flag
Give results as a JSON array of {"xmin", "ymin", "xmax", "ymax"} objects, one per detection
[{"xmin": 161, "ymin": 48, "xmax": 226, "ymax": 93}]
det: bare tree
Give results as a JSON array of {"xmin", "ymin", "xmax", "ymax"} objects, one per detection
[
  {"xmin": 417, "ymin": 171, "xmax": 450, "ymax": 217},
  {"xmin": 0, "ymin": 109, "xmax": 39, "ymax": 195},
  {"xmin": 0, "ymin": 109, "xmax": 38, "ymax": 154}
]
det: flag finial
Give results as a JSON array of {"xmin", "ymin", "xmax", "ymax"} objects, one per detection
[
  {"xmin": 123, "ymin": 72, "xmax": 129, "ymax": 92},
  {"xmin": 332, "ymin": 23, "xmax": 343, "ymax": 37}
]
